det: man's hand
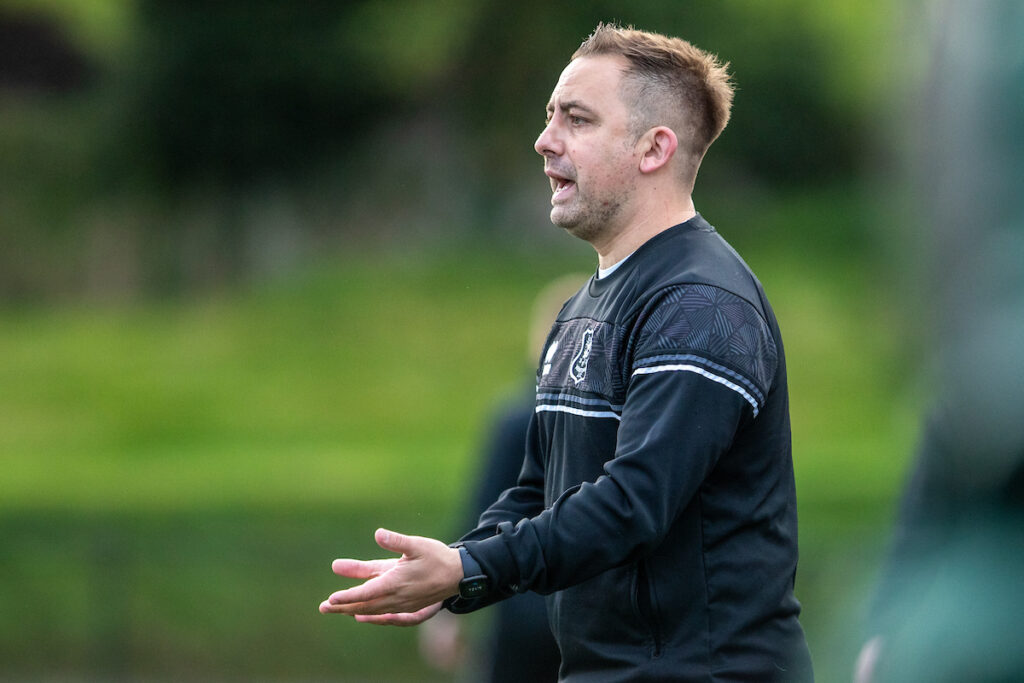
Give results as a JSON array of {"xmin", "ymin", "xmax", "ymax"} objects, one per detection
[{"xmin": 318, "ymin": 528, "xmax": 463, "ymax": 626}]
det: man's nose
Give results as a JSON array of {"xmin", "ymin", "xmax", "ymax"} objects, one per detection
[{"xmin": 535, "ymin": 121, "xmax": 562, "ymax": 157}]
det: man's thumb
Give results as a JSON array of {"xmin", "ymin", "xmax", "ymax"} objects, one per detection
[{"xmin": 375, "ymin": 528, "xmax": 414, "ymax": 555}]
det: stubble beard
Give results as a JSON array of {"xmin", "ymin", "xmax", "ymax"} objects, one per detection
[{"xmin": 551, "ymin": 186, "xmax": 630, "ymax": 244}]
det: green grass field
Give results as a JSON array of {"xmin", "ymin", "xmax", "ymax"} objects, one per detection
[{"xmin": 0, "ymin": 195, "xmax": 922, "ymax": 681}]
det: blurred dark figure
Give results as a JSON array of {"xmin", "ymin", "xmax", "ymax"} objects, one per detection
[
  {"xmin": 419, "ymin": 275, "xmax": 585, "ymax": 682},
  {"xmin": 855, "ymin": 1, "xmax": 1024, "ymax": 681},
  {"xmin": 0, "ymin": 11, "xmax": 93, "ymax": 93}
]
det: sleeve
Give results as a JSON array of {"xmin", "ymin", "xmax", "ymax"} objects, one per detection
[{"xmin": 447, "ymin": 285, "xmax": 778, "ymax": 609}]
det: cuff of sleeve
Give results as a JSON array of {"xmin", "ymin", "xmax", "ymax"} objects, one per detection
[
  {"xmin": 458, "ymin": 545, "xmax": 483, "ymax": 579},
  {"xmin": 444, "ymin": 542, "xmax": 508, "ymax": 614}
]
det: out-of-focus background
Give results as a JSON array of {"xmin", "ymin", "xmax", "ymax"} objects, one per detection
[{"xmin": 1, "ymin": 1, "xmax": 932, "ymax": 680}]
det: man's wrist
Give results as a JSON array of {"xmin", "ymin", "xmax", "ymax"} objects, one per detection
[
  {"xmin": 457, "ymin": 546, "xmax": 482, "ymax": 577},
  {"xmin": 455, "ymin": 546, "xmax": 490, "ymax": 599}
]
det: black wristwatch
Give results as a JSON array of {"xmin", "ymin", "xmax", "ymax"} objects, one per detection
[
  {"xmin": 458, "ymin": 573, "xmax": 491, "ymax": 599},
  {"xmin": 455, "ymin": 545, "xmax": 490, "ymax": 599}
]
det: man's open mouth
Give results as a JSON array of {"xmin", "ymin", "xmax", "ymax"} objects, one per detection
[{"xmin": 548, "ymin": 173, "xmax": 577, "ymax": 201}]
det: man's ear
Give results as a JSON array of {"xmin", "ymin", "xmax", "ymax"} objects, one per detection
[{"xmin": 638, "ymin": 126, "xmax": 678, "ymax": 174}]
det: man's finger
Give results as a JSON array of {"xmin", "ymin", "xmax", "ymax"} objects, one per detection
[
  {"xmin": 331, "ymin": 557, "xmax": 395, "ymax": 579},
  {"xmin": 320, "ymin": 598, "xmax": 385, "ymax": 615},
  {"xmin": 327, "ymin": 576, "xmax": 388, "ymax": 606},
  {"xmin": 320, "ymin": 593, "xmax": 405, "ymax": 616},
  {"xmin": 354, "ymin": 612, "xmax": 426, "ymax": 626},
  {"xmin": 354, "ymin": 602, "xmax": 441, "ymax": 626},
  {"xmin": 374, "ymin": 528, "xmax": 418, "ymax": 556}
]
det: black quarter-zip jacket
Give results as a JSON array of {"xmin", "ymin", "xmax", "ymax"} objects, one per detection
[{"xmin": 445, "ymin": 215, "xmax": 813, "ymax": 682}]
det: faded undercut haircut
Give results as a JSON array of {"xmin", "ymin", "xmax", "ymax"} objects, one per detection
[{"xmin": 572, "ymin": 23, "xmax": 734, "ymax": 180}]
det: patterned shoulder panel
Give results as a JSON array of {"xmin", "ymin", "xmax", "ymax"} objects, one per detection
[{"xmin": 631, "ymin": 284, "xmax": 778, "ymax": 414}]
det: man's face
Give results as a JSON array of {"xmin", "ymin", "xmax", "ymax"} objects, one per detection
[{"xmin": 535, "ymin": 55, "xmax": 639, "ymax": 243}]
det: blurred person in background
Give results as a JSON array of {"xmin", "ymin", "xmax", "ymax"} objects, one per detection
[
  {"xmin": 321, "ymin": 23, "xmax": 813, "ymax": 681},
  {"xmin": 418, "ymin": 275, "xmax": 585, "ymax": 682},
  {"xmin": 854, "ymin": 1, "xmax": 1024, "ymax": 681}
]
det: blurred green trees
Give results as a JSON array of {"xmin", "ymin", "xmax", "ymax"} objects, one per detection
[
  {"xmin": 0, "ymin": 0, "xmax": 893, "ymax": 299},
  {"xmin": 123, "ymin": 1, "xmax": 480, "ymax": 188}
]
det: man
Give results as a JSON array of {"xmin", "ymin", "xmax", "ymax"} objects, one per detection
[{"xmin": 320, "ymin": 23, "xmax": 813, "ymax": 682}]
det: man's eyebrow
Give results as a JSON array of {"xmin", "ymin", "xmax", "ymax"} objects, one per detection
[{"xmin": 546, "ymin": 100, "xmax": 597, "ymax": 117}]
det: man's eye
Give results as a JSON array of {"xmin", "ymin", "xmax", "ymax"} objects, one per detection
[{"xmin": 570, "ymin": 116, "xmax": 586, "ymax": 126}]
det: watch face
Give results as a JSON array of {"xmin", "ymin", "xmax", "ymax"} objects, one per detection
[{"xmin": 459, "ymin": 577, "xmax": 489, "ymax": 599}]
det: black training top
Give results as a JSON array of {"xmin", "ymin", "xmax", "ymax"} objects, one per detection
[{"xmin": 446, "ymin": 215, "xmax": 813, "ymax": 682}]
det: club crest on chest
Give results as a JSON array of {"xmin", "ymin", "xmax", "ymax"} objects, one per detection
[{"xmin": 569, "ymin": 327, "xmax": 594, "ymax": 385}]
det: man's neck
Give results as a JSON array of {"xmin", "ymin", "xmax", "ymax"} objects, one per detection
[{"xmin": 593, "ymin": 195, "xmax": 696, "ymax": 271}]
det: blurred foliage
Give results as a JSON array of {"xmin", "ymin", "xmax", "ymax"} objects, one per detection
[
  {"xmin": 0, "ymin": 0, "xmax": 896, "ymax": 298},
  {"xmin": 0, "ymin": 0, "xmax": 132, "ymax": 61},
  {"xmin": 121, "ymin": 0, "xmax": 474, "ymax": 188}
]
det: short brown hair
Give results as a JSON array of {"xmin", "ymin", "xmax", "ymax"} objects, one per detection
[{"xmin": 572, "ymin": 23, "xmax": 734, "ymax": 172}]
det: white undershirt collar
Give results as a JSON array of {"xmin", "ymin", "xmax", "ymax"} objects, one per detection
[{"xmin": 597, "ymin": 251, "xmax": 635, "ymax": 279}]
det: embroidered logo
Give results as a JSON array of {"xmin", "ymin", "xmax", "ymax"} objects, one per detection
[{"xmin": 569, "ymin": 328, "xmax": 594, "ymax": 385}]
